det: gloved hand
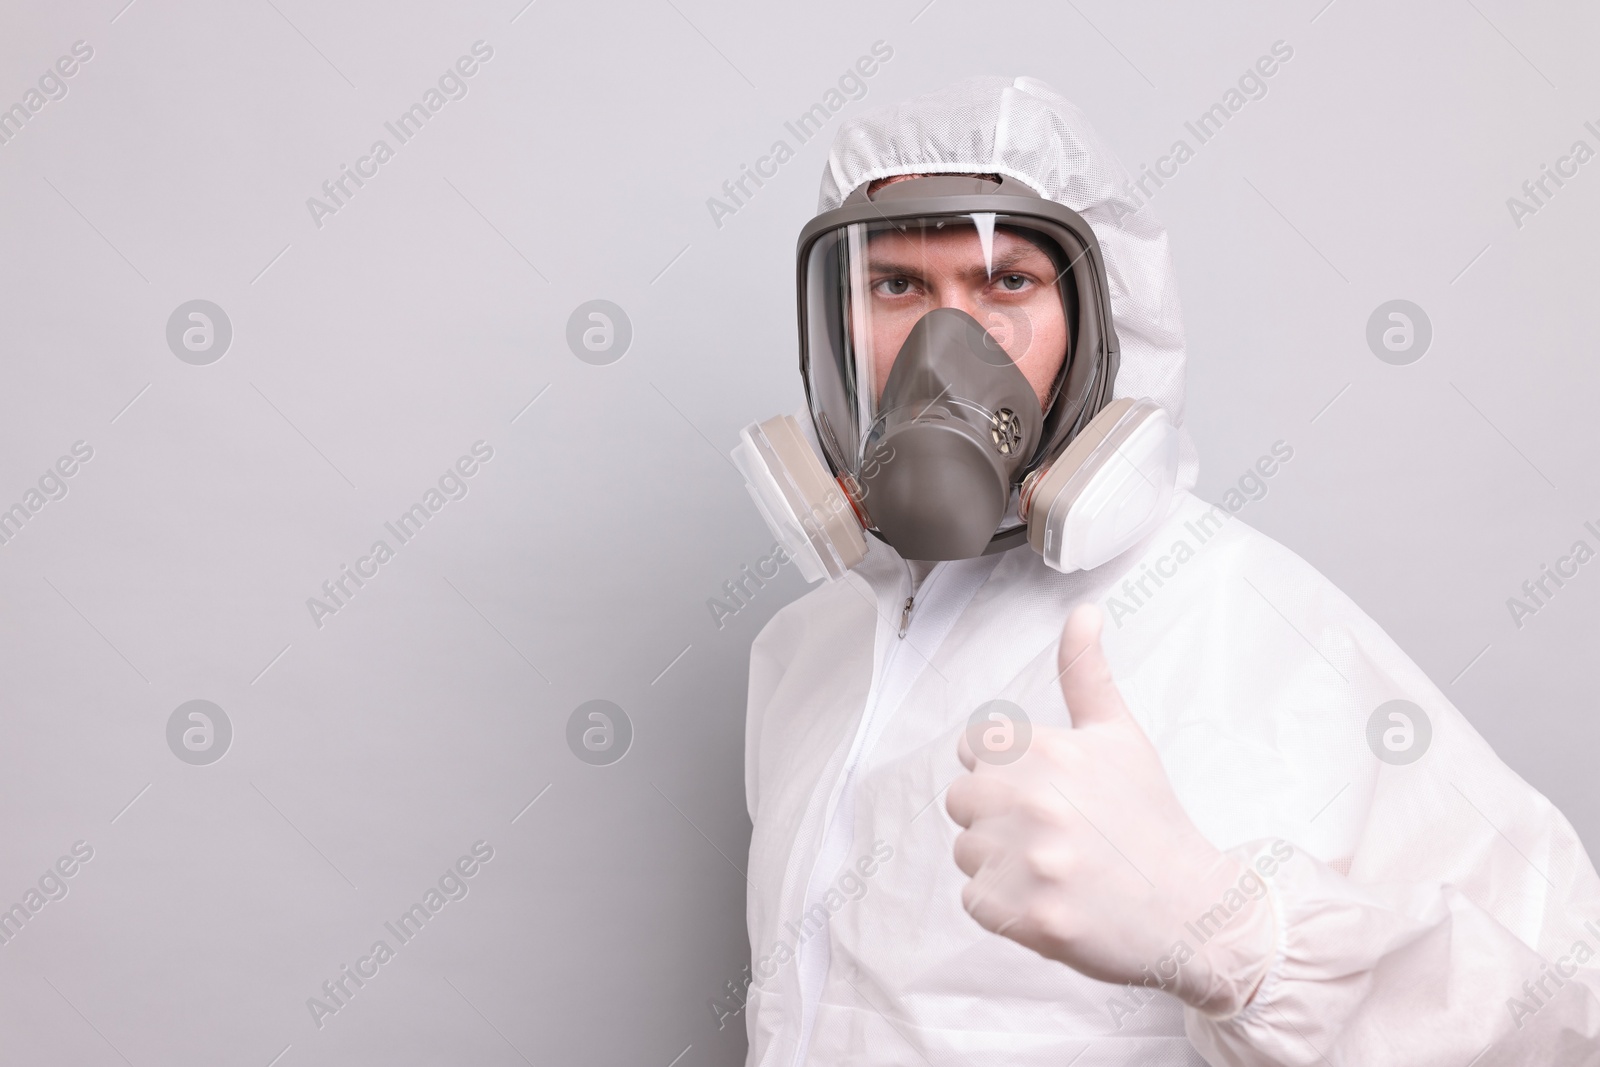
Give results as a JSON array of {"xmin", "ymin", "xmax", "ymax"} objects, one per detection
[{"xmin": 945, "ymin": 603, "xmax": 1277, "ymax": 1017}]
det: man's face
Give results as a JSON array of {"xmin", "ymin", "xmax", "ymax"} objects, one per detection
[{"xmin": 863, "ymin": 225, "xmax": 1069, "ymax": 408}]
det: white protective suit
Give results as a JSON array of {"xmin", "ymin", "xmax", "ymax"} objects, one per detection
[{"xmin": 742, "ymin": 77, "xmax": 1600, "ymax": 1066}]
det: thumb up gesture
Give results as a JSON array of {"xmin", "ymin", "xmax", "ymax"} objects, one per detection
[{"xmin": 945, "ymin": 604, "xmax": 1275, "ymax": 1016}]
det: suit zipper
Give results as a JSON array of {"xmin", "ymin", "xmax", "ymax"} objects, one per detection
[
  {"xmin": 897, "ymin": 557, "xmax": 915, "ymax": 639},
  {"xmin": 788, "ymin": 554, "xmax": 993, "ymax": 1067}
]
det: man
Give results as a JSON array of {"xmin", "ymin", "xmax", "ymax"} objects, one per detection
[{"xmin": 738, "ymin": 75, "xmax": 1600, "ymax": 1065}]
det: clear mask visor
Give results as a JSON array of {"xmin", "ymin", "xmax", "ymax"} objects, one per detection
[{"xmin": 802, "ymin": 213, "xmax": 1075, "ymax": 478}]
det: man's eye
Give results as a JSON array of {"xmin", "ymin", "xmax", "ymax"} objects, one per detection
[
  {"xmin": 999, "ymin": 274, "xmax": 1029, "ymax": 291},
  {"xmin": 877, "ymin": 278, "xmax": 912, "ymax": 296}
]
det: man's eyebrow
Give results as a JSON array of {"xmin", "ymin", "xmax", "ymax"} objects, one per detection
[
  {"xmin": 864, "ymin": 257, "xmax": 930, "ymax": 276},
  {"xmin": 982, "ymin": 246, "xmax": 1049, "ymax": 273}
]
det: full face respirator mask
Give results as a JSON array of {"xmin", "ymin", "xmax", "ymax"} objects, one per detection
[{"xmin": 732, "ymin": 174, "xmax": 1179, "ymax": 582}]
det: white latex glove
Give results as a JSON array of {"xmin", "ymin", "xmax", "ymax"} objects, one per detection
[{"xmin": 946, "ymin": 603, "xmax": 1277, "ymax": 1017}]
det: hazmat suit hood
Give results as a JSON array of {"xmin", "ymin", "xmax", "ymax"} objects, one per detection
[{"xmin": 816, "ymin": 74, "xmax": 1199, "ymax": 495}]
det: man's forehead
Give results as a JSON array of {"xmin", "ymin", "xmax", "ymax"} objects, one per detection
[{"xmin": 864, "ymin": 225, "xmax": 1055, "ymax": 265}]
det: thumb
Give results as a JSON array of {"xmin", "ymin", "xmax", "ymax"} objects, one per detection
[{"xmin": 1058, "ymin": 603, "xmax": 1127, "ymax": 728}]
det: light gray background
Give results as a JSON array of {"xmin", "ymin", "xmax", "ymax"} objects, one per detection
[{"xmin": 0, "ymin": 0, "xmax": 1595, "ymax": 1064}]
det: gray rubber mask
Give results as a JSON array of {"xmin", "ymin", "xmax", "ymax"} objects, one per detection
[
  {"xmin": 856, "ymin": 307, "xmax": 1043, "ymax": 561},
  {"xmin": 731, "ymin": 175, "xmax": 1177, "ymax": 584}
]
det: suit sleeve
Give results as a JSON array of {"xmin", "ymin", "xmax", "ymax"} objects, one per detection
[{"xmin": 1182, "ymin": 563, "xmax": 1600, "ymax": 1066}]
